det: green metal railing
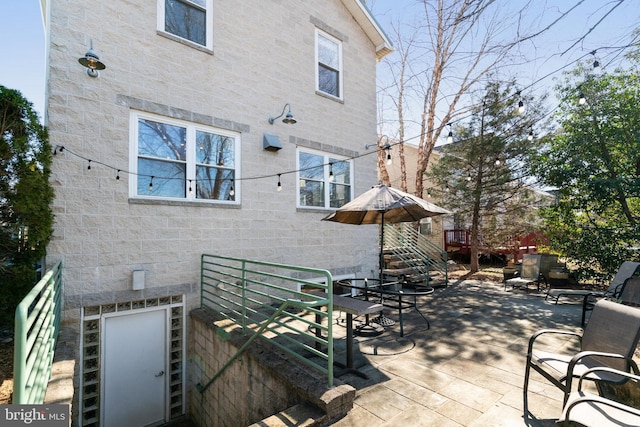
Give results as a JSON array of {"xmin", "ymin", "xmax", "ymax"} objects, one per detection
[
  {"xmin": 13, "ymin": 261, "xmax": 63, "ymax": 404},
  {"xmin": 200, "ymin": 254, "xmax": 334, "ymax": 388},
  {"xmin": 385, "ymin": 223, "xmax": 449, "ymax": 286}
]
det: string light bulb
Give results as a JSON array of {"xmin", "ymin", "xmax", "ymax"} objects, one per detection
[
  {"xmin": 495, "ymin": 157, "xmax": 501, "ymax": 167},
  {"xmin": 116, "ymin": 169, "xmax": 121, "ymax": 180},
  {"xmin": 591, "ymin": 51, "xmax": 599, "ymax": 68},
  {"xmin": 383, "ymin": 140, "xmax": 392, "ymax": 166},
  {"xmin": 528, "ymin": 130, "xmax": 534, "ymax": 141},
  {"xmin": 277, "ymin": 174, "xmax": 282, "ymax": 192},
  {"xmin": 87, "ymin": 160, "xmax": 92, "ymax": 170},
  {"xmin": 149, "ymin": 176, "xmax": 154, "ymax": 192},
  {"xmin": 329, "ymin": 163, "xmax": 334, "ymax": 182},
  {"xmin": 188, "ymin": 179, "xmax": 193, "ymax": 196},
  {"xmin": 446, "ymin": 123, "xmax": 453, "ymax": 144},
  {"xmin": 516, "ymin": 91, "xmax": 525, "ymax": 114}
]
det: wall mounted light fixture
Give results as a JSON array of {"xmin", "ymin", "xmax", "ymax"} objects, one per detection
[
  {"xmin": 268, "ymin": 103, "xmax": 296, "ymax": 125},
  {"xmin": 78, "ymin": 39, "xmax": 106, "ymax": 78},
  {"xmin": 365, "ymin": 136, "xmax": 392, "ymax": 165}
]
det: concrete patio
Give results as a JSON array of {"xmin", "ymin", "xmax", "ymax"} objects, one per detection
[{"xmin": 326, "ymin": 277, "xmax": 589, "ymax": 427}]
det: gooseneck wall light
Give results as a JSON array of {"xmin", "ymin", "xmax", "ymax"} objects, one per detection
[
  {"xmin": 268, "ymin": 103, "xmax": 296, "ymax": 125},
  {"xmin": 78, "ymin": 39, "xmax": 106, "ymax": 78}
]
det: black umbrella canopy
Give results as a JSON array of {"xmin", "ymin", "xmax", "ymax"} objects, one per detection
[{"xmin": 322, "ymin": 184, "xmax": 450, "ymax": 225}]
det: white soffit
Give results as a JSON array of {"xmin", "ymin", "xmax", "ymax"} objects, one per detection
[{"xmin": 341, "ymin": 0, "xmax": 394, "ymax": 60}]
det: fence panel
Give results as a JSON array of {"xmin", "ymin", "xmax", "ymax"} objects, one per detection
[
  {"xmin": 13, "ymin": 261, "xmax": 63, "ymax": 404},
  {"xmin": 200, "ymin": 254, "xmax": 334, "ymax": 388}
]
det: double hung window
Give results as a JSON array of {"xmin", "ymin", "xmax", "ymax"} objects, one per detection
[
  {"xmin": 131, "ymin": 111, "xmax": 239, "ymax": 203},
  {"xmin": 160, "ymin": 0, "xmax": 213, "ymax": 48},
  {"xmin": 297, "ymin": 149, "xmax": 352, "ymax": 209},
  {"xmin": 316, "ymin": 30, "xmax": 342, "ymax": 99}
]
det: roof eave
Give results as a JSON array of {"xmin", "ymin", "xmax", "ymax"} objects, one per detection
[{"xmin": 342, "ymin": 0, "xmax": 394, "ymax": 60}]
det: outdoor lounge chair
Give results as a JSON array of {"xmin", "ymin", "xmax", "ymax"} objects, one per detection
[
  {"xmin": 547, "ymin": 260, "xmax": 640, "ymax": 305},
  {"xmin": 504, "ymin": 254, "xmax": 545, "ymax": 292},
  {"xmin": 558, "ymin": 366, "xmax": 640, "ymax": 427},
  {"xmin": 581, "ymin": 264, "xmax": 640, "ymax": 326},
  {"xmin": 523, "ymin": 299, "xmax": 640, "ymax": 418}
]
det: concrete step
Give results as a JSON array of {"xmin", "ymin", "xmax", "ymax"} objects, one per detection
[{"xmin": 250, "ymin": 402, "xmax": 327, "ymax": 427}]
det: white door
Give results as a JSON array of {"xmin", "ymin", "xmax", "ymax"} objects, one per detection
[{"xmin": 102, "ymin": 309, "xmax": 167, "ymax": 427}]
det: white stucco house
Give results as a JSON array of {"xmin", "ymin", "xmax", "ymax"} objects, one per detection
[{"xmin": 40, "ymin": 0, "xmax": 392, "ymax": 425}]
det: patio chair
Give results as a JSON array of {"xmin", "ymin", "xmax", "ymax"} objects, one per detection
[
  {"xmin": 547, "ymin": 261, "xmax": 640, "ymax": 305},
  {"xmin": 558, "ymin": 366, "xmax": 640, "ymax": 427},
  {"xmin": 581, "ymin": 263, "xmax": 640, "ymax": 326},
  {"xmin": 504, "ymin": 254, "xmax": 545, "ymax": 292},
  {"xmin": 523, "ymin": 299, "xmax": 640, "ymax": 418}
]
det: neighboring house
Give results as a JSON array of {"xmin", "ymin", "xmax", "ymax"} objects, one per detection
[
  {"xmin": 384, "ymin": 142, "xmax": 450, "ymax": 248},
  {"xmin": 41, "ymin": 0, "xmax": 392, "ymax": 425}
]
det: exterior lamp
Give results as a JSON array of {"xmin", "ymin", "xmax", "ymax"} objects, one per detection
[
  {"xmin": 78, "ymin": 39, "xmax": 106, "ymax": 78},
  {"xmin": 268, "ymin": 103, "xmax": 297, "ymax": 125}
]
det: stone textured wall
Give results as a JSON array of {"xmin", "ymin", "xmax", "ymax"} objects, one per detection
[
  {"xmin": 189, "ymin": 309, "xmax": 355, "ymax": 426},
  {"xmin": 44, "ymin": 0, "xmax": 382, "ymax": 324}
]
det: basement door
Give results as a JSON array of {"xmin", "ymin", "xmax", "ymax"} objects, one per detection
[{"xmin": 102, "ymin": 308, "xmax": 168, "ymax": 427}]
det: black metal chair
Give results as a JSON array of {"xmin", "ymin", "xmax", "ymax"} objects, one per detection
[
  {"xmin": 559, "ymin": 366, "xmax": 640, "ymax": 426},
  {"xmin": 524, "ymin": 299, "xmax": 640, "ymax": 419}
]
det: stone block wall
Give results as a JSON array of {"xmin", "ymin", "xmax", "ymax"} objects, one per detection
[
  {"xmin": 189, "ymin": 308, "xmax": 355, "ymax": 427},
  {"xmin": 44, "ymin": 0, "xmax": 381, "ymax": 327}
]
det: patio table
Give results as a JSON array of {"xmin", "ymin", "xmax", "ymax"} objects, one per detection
[
  {"xmin": 337, "ymin": 278, "xmax": 434, "ymax": 337},
  {"xmin": 309, "ymin": 291, "xmax": 383, "ymax": 378}
]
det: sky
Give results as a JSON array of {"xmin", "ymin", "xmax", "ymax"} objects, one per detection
[
  {"xmin": 368, "ymin": 0, "xmax": 640, "ymax": 139},
  {"xmin": 1, "ymin": 1, "xmax": 638, "ymax": 125},
  {"xmin": 0, "ymin": 1, "xmax": 46, "ymax": 119}
]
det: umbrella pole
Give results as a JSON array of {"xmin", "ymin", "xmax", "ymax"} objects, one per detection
[
  {"xmin": 379, "ymin": 212, "xmax": 384, "ymax": 283},
  {"xmin": 373, "ymin": 212, "xmax": 396, "ymax": 327}
]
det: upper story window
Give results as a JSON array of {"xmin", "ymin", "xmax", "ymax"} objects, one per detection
[
  {"xmin": 297, "ymin": 149, "xmax": 352, "ymax": 209},
  {"xmin": 159, "ymin": 0, "xmax": 213, "ymax": 48},
  {"xmin": 316, "ymin": 30, "xmax": 342, "ymax": 99},
  {"xmin": 130, "ymin": 111, "xmax": 239, "ymax": 203}
]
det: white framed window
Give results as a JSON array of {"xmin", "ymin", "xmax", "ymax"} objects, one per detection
[
  {"xmin": 315, "ymin": 29, "xmax": 343, "ymax": 99},
  {"xmin": 158, "ymin": 0, "xmax": 213, "ymax": 49},
  {"xmin": 297, "ymin": 148, "xmax": 352, "ymax": 209},
  {"xmin": 130, "ymin": 111, "xmax": 239, "ymax": 203}
]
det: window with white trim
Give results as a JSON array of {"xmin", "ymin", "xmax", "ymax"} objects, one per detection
[
  {"xmin": 315, "ymin": 29, "xmax": 342, "ymax": 99},
  {"xmin": 130, "ymin": 111, "xmax": 239, "ymax": 203},
  {"xmin": 159, "ymin": 0, "xmax": 213, "ymax": 48},
  {"xmin": 297, "ymin": 149, "xmax": 352, "ymax": 208}
]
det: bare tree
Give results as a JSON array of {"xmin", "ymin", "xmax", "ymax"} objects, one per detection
[
  {"xmin": 376, "ymin": 0, "xmax": 545, "ymax": 198},
  {"xmin": 377, "ymin": 22, "xmax": 418, "ymax": 191}
]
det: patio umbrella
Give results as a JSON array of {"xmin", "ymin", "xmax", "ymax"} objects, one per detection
[{"xmin": 322, "ymin": 184, "xmax": 451, "ymax": 281}]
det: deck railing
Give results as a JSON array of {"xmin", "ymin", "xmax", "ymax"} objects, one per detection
[
  {"xmin": 200, "ymin": 254, "xmax": 334, "ymax": 388},
  {"xmin": 13, "ymin": 261, "xmax": 63, "ymax": 404}
]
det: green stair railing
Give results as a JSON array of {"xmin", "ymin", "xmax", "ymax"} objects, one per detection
[
  {"xmin": 384, "ymin": 224, "xmax": 448, "ymax": 286},
  {"xmin": 13, "ymin": 261, "xmax": 63, "ymax": 404},
  {"xmin": 200, "ymin": 254, "xmax": 334, "ymax": 388}
]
